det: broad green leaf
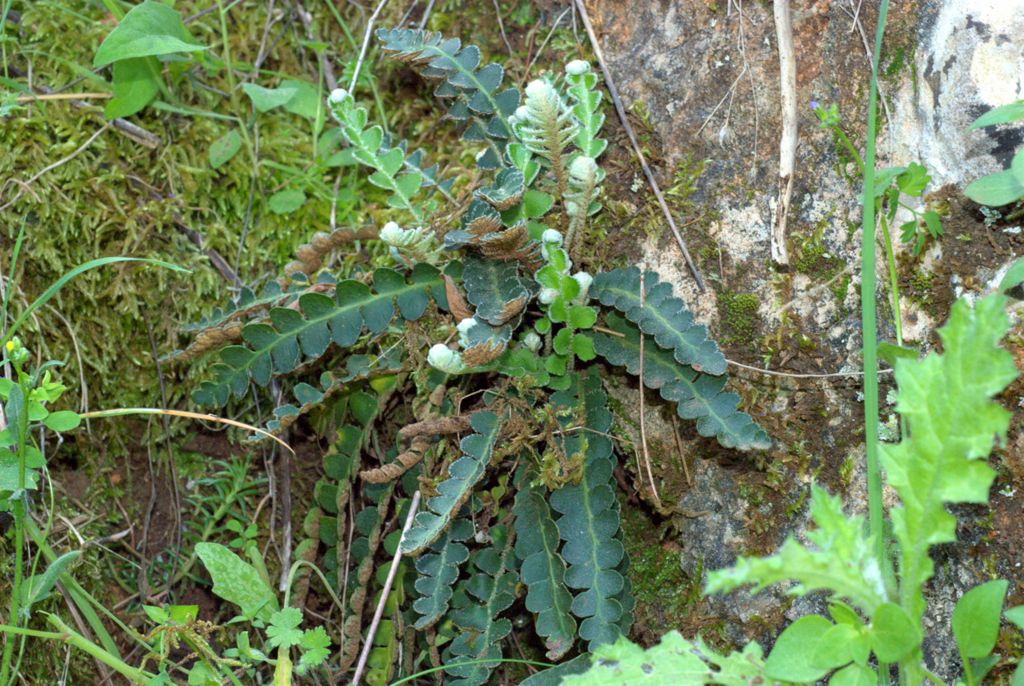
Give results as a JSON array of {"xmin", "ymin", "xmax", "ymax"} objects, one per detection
[
  {"xmin": 998, "ymin": 258, "xmax": 1024, "ymax": 295},
  {"xmin": 268, "ymin": 189, "xmax": 306, "ymax": 215},
  {"xmin": 764, "ymin": 615, "xmax": 834, "ymax": 682},
  {"xmin": 242, "ymin": 83, "xmax": 298, "ymax": 112},
  {"xmin": 970, "ymin": 100, "xmax": 1024, "ymax": 129},
  {"xmin": 812, "ymin": 623, "xmax": 862, "ymax": 671},
  {"xmin": 870, "ymin": 603, "xmax": 919, "ymax": 662},
  {"xmin": 829, "ymin": 664, "xmax": 876, "ymax": 686},
  {"xmin": 462, "ymin": 255, "xmax": 529, "ymax": 326},
  {"xmin": 952, "ymin": 579, "xmax": 1007, "ymax": 659},
  {"xmin": 44, "ymin": 410, "xmax": 81, "ymax": 432},
  {"xmin": 964, "ymin": 163, "xmax": 1024, "ymax": 207},
  {"xmin": 93, "ymin": 1, "xmax": 206, "ymax": 67},
  {"xmin": 1006, "ymin": 605, "xmax": 1024, "ymax": 630},
  {"xmin": 209, "ymin": 129, "xmax": 242, "ymax": 169},
  {"xmin": 195, "ymin": 542, "xmax": 278, "ymax": 622},
  {"xmin": 104, "ymin": 57, "xmax": 159, "ymax": 118}
]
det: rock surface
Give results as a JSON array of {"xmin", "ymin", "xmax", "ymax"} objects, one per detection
[{"xmin": 588, "ymin": 0, "xmax": 1024, "ymax": 678}]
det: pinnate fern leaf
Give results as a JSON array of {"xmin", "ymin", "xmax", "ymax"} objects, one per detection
[
  {"xmin": 549, "ymin": 369, "xmax": 628, "ymax": 650},
  {"xmin": 376, "ymin": 28, "xmax": 518, "ymax": 169},
  {"xmin": 514, "ymin": 481, "xmax": 577, "ymax": 660},
  {"xmin": 591, "ymin": 267, "xmax": 726, "ymax": 375},
  {"xmin": 413, "ymin": 518, "xmax": 473, "ymax": 630},
  {"xmin": 191, "ymin": 265, "xmax": 446, "ymax": 406},
  {"xmin": 593, "ymin": 313, "xmax": 769, "ymax": 451},
  {"xmin": 445, "ymin": 525, "xmax": 517, "ymax": 686},
  {"xmin": 401, "ymin": 411, "xmax": 504, "ymax": 554},
  {"xmin": 880, "ymin": 294, "xmax": 1018, "ymax": 622}
]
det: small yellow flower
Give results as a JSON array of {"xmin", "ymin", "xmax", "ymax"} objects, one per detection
[{"xmin": 4, "ymin": 341, "xmax": 13, "ymax": 353}]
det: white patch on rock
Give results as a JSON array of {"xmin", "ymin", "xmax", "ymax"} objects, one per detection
[
  {"xmin": 714, "ymin": 204, "xmax": 769, "ymax": 262},
  {"xmin": 888, "ymin": 0, "xmax": 1024, "ymax": 187}
]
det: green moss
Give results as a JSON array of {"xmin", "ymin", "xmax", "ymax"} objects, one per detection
[
  {"xmin": 620, "ymin": 503, "xmax": 698, "ymax": 636},
  {"xmin": 717, "ymin": 292, "xmax": 761, "ymax": 345}
]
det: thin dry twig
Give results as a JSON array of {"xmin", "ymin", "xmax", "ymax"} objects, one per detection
[
  {"xmin": 771, "ymin": 0, "xmax": 796, "ymax": 267},
  {"xmin": 351, "ymin": 490, "xmax": 422, "ymax": 686},
  {"xmin": 637, "ymin": 271, "xmax": 661, "ymax": 508},
  {"xmin": 350, "ymin": 0, "xmax": 391, "ymax": 93},
  {"xmin": 491, "ymin": 0, "xmax": 513, "ymax": 56},
  {"xmin": 572, "ymin": 0, "xmax": 706, "ymax": 292},
  {"xmin": 14, "ymin": 92, "xmax": 111, "ymax": 103}
]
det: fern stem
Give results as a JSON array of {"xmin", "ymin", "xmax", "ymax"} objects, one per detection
[{"xmin": 860, "ymin": 4, "xmax": 895, "ymax": 685}]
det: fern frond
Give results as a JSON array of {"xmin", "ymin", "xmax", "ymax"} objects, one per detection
[
  {"xmin": 565, "ymin": 60, "xmax": 607, "ymax": 159},
  {"xmin": 190, "ymin": 265, "xmax": 447, "ymax": 407},
  {"xmin": 445, "ymin": 525, "xmax": 517, "ymax": 686},
  {"xmin": 513, "ymin": 79, "xmax": 577, "ymax": 196},
  {"xmin": 593, "ymin": 313, "xmax": 770, "ymax": 451},
  {"xmin": 376, "ymin": 28, "xmax": 519, "ymax": 169},
  {"xmin": 401, "ymin": 411, "xmax": 504, "ymax": 554},
  {"xmin": 413, "ymin": 517, "xmax": 473, "ymax": 630},
  {"xmin": 328, "ymin": 89, "xmax": 428, "ymax": 222},
  {"xmin": 513, "ymin": 480, "xmax": 577, "ymax": 660},
  {"xmin": 549, "ymin": 370, "xmax": 629, "ymax": 650},
  {"xmin": 591, "ymin": 267, "xmax": 726, "ymax": 375}
]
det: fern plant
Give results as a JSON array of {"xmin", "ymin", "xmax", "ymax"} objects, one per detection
[
  {"xmin": 568, "ymin": 292, "xmax": 1024, "ymax": 686},
  {"xmin": 171, "ymin": 28, "xmax": 769, "ymax": 684}
]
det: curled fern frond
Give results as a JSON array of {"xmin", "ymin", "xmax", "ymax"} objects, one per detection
[
  {"xmin": 376, "ymin": 28, "xmax": 519, "ymax": 169},
  {"xmin": 550, "ymin": 370, "xmax": 630, "ymax": 650},
  {"xmin": 284, "ymin": 225, "xmax": 380, "ymax": 279},
  {"xmin": 591, "ymin": 267, "xmax": 727, "ymax": 375},
  {"xmin": 593, "ymin": 313, "xmax": 770, "ymax": 451},
  {"xmin": 513, "ymin": 79, "xmax": 577, "ymax": 196},
  {"xmin": 565, "ymin": 156, "xmax": 598, "ymax": 251},
  {"xmin": 401, "ymin": 411, "xmax": 504, "ymax": 554}
]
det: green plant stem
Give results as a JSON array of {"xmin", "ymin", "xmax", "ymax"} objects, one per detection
[
  {"xmin": 861, "ymin": 2, "xmax": 895, "ymax": 685},
  {"xmin": 0, "ymin": 374, "xmax": 29, "ymax": 686},
  {"xmin": 216, "ymin": 0, "xmax": 237, "ymax": 96},
  {"xmin": 46, "ymin": 616, "xmax": 151, "ymax": 684},
  {"xmin": 878, "ymin": 216, "xmax": 903, "ymax": 346}
]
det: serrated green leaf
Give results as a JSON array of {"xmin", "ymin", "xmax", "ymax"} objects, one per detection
[
  {"xmin": 594, "ymin": 313, "xmax": 769, "ymax": 451},
  {"xmin": 401, "ymin": 412, "xmax": 503, "ymax": 554},
  {"xmin": 707, "ymin": 486, "xmax": 886, "ymax": 616},
  {"xmin": 445, "ymin": 526, "xmax": 516, "ymax": 686},
  {"xmin": 562, "ymin": 631, "xmax": 765, "ymax": 685},
  {"xmin": 93, "ymin": 0, "xmax": 206, "ymax": 67},
  {"xmin": 266, "ymin": 607, "xmax": 304, "ymax": 649},
  {"xmin": 296, "ymin": 626, "xmax": 331, "ymax": 675},
  {"xmin": 880, "ymin": 295, "xmax": 1017, "ymax": 624}
]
